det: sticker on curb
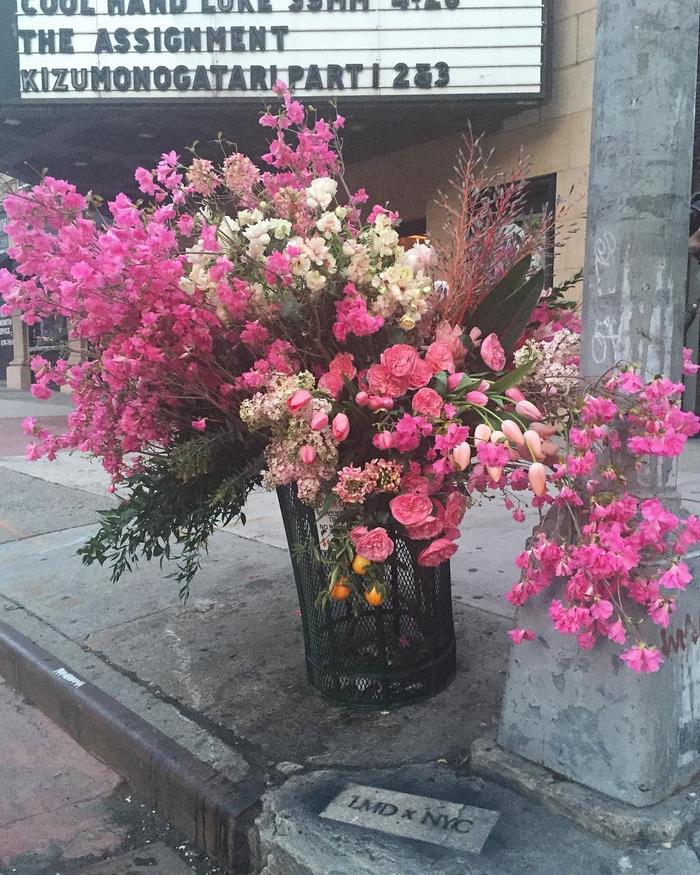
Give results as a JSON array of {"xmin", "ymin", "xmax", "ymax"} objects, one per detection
[
  {"xmin": 52, "ymin": 667, "xmax": 85, "ymax": 688},
  {"xmin": 320, "ymin": 782, "xmax": 499, "ymax": 853}
]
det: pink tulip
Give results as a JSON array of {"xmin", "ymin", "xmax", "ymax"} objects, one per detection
[
  {"xmin": 542, "ymin": 440, "xmax": 559, "ymax": 458},
  {"xmin": 355, "ymin": 391, "xmax": 369, "ymax": 407},
  {"xmin": 474, "ymin": 423, "xmax": 492, "ymax": 444},
  {"xmin": 486, "ymin": 466, "xmax": 503, "ymax": 483},
  {"xmin": 332, "ymin": 413, "xmax": 350, "ymax": 441},
  {"xmin": 374, "ymin": 431, "xmax": 393, "ymax": 450},
  {"xmin": 447, "ymin": 372, "xmax": 466, "ymax": 391},
  {"xmin": 501, "ymin": 419, "xmax": 525, "ymax": 447},
  {"xmin": 466, "ymin": 390, "xmax": 488, "ymax": 406},
  {"xmin": 490, "ymin": 430, "xmax": 506, "ymax": 444},
  {"xmin": 530, "ymin": 421, "xmax": 557, "ymax": 438},
  {"xmin": 299, "ymin": 444, "xmax": 317, "ymax": 464},
  {"xmin": 515, "ymin": 400, "xmax": 543, "ymax": 421},
  {"xmin": 523, "ymin": 429, "xmax": 543, "ymax": 459},
  {"xmin": 452, "ymin": 442, "xmax": 471, "ymax": 470},
  {"xmin": 505, "ymin": 387, "xmax": 525, "ymax": 403},
  {"xmin": 528, "ymin": 462, "xmax": 547, "ymax": 496},
  {"xmin": 310, "ymin": 411, "xmax": 329, "ymax": 431},
  {"xmin": 368, "ymin": 395, "xmax": 394, "ymax": 411},
  {"xmin": 477, "ymin": 380, "xmax": 491, "ymax": 392},
  {"xmin": 287, "ymin": 389, "xmax": 312, "ymax": 414},
  {"xmin": 469, "ymin": 327, "xmax": 482, "ymax": 343}
]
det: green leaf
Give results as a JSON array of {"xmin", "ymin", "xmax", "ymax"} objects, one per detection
[
  {"xmin": 489, "ymin": 356, "xmax": 536, "ymax": 395},
  {"xmin": 471, "ymin": 257, "xmax": 544, "ymax": 356}
]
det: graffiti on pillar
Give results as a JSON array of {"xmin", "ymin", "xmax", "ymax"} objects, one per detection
[
  {"xmin": 661, "ymin": 614, "xmax": 700, "ymax": 656},
  {"xmin": 593, "ymin": 232, "xmax": 618, "ymax": 296},
  {"xmin": 591, "ymin": 316, "xmax": 623, "ymax": 366}
]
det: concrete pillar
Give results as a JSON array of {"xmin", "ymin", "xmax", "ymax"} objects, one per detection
[
  {"xmin": 5, "ymin": 312, "xmax": 31, "ymax": 390},
  {"xmin": 498, "ymin": 0, "xmax": 700, "ymax": 806}
]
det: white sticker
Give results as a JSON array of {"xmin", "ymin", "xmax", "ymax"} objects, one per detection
[{"xmin": 316, "ymin": 513, "xmax": 333, "ymax": 553}]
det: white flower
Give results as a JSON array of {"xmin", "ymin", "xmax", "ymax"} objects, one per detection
[
  {"xmin": 305, "ymin": 177, "xmax": 338, "ymax": 211},
  {"xmin": 237, "ymin": 208, "xmax": 264, "ymax": 227},
  {"xmin": 217, "ymin": 215, "xmax": 240, "ymax": 242},
  {"xmin": 316, "ymin": 212, "xmax": 342, "ymax": 237},
  {"xmin": 244, "ymin": 220, "xmax": 271, "ymax": 259},
  {"xmin": 269, "ymin": 219, "xmax": 292, "ymax": 240},
  {"xmin": 402, "ymin": 242, "xmax": 434, "ymax": 274},
  {"xmin": 305, "ymin": 270, "xmax": 327, "ymax": 292}
]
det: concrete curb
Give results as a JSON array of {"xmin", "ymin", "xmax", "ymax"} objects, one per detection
[
  {"xmin": 470, "ymin": 736, "xmax": 700, "ymax": 845},
  {"xmin": 0, "ymin": 620, "xmax": 265, "ymax": 873}
]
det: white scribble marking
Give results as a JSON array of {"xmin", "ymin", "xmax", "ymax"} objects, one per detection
[
  {"xmin": 591, "ymin": 316, "xmax": 623, "ymax": 365},
  {"xmin": 594, "ymin": 232, "xmax": 617, "ymax": 296},
  {"xmin": 53, "ymin": 667, "xmax": 85, "ymax": 688}
]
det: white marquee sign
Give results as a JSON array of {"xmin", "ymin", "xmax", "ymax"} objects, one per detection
[{"xmin": 13, "ymin": 0, "xmax": 546, "ymax": 99}]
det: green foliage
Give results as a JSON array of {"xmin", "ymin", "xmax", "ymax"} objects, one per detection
[
  {"xmin": 79, "ymin": 438, "xmax": 264, "ymax": 601},
  {"xmin": 469, "ymin": 256, "xmax": 545, "ymax": 355}
]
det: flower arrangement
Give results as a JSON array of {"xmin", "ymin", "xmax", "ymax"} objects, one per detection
[{"xmin": 2, "ymin": 83, "xmax": 699, "ymax": 674}]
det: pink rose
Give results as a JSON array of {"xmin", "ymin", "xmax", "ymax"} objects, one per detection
[
  {"xmin": 407, "ymin": 358, "xmax": 434, "ymax": 390},
  {"xmin": 444, "ymin": 491, "xmax": 467, "ymax": 528},
  {"xmin": 405, "ymin": 501, "xmax": 444, "ymax": 540},
  {"xmin": 329, "ymin": 352, "xmax": 357, "ymax": 379},
  {"xmin": 425, "ymin": 341, "xmax": 455, "ymax": 374},
  {"xmin": 412, "ymin": 387, "xmax": 443, "ymax": 418},
  {"xmin": 400, "ymin": 472, "xmax": 430, "ymax": 494},
  {"xmin": 390, "ymin": 493, "xmax": 434, "ymax": 526},
  {"xmin": 417, "ymin": 537, "xmax": 458, "ymax": 567},
  {"xmin": 381, "ymin": 344, "xmax": 419, "ymax": 378},
  {"xmin": 435, "ymin": 322, "xmax": 465, "ymax": 361},
  {"xmin": 480, "ymin": 333, "xmax": 506, "ymax": 371},
  {"xmin": 367, "ymin": 363, "xmax": 409, "ymax": 398},
  {"xmin": 318, "ymin": 371, "xmax": 344, "ymax": 399},
  {"xmin": 350, "ymin": 526, "xmax": 395, "ymax": 562}
]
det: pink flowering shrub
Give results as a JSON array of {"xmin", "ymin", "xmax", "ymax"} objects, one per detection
[{"xmin": 508, "ymin": 370, "xmax": 700, "ymax": 672}]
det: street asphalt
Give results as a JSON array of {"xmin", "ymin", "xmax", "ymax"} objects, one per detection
[{"xmin": 3, "ymin": 388, "xmax": 700, "ymax": 873}]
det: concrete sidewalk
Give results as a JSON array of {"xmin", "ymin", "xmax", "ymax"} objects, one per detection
[{"xmin": 2, "ymin": 391, "xmax": 700, "ymax": 873}]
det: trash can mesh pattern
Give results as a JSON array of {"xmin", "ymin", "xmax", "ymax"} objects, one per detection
[{"xmin": 277, "ymin": 484, "xmax": 457, "ymax": 708}]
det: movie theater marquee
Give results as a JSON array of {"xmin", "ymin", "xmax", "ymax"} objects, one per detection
[{"xmin": 8, "ymin": 0, "xmax": 546, "ymax": 100}]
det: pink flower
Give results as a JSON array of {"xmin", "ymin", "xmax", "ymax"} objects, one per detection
[
  {"xmin": 619, "ymin": 644, "xmax": 664, "ymax": 673},
  {"xmin": 683, "ymin": 347, "xmax": 700, "ymax": 375},
  {"xmin": 500, "ymin": 419, "xmax": 525, "ymax": 446},
  {"xmin": 515, "ymin": 400, "xmax": 543, "ymax": 421},
  {"xmin": 447, "ymin": 372, "xmax": 466, "ymax": 391},
  {"xmin": 390, "ymin": 493, "xmax": 433, "ymax": 526},
  {"xmin": 412, "ymin": 387, "xmax": 443, "ymax": 418},
  {"xmin": 407, "ymin": 358, "xmax": 434, "ymax": 390},
  {"xmin": 425, "ymin": 341, "xmax": 455, "ymax": 374},
  {"xmin": 367, "ymin": 363, "xmax": 409, "ymax": 398},
  {"xmin": 466, "ymin": 390, "xmax": 488, "ymax": 406},
  {"xmin": 590, "ymin": 599, "xmax": 613, "ymax": 621},
  {"xmin": 505, "ymin": 387, "xmax": 525, "ymax": 402},
  {"xmin": 480, "ymin": 333, "xmax": 506, "ymax": 371},
  {"xmin": 30, "ymin": 384, "xmax": 52, "ymax": 400},
  {"xmin": 452, "ymin": 442, "xmax": 471, "ymax": 471},
  {"xmin": 332, "ymin": 413, "xmax": 350, "ymax": 442},
  {"xmin": 381, "ymin": 344, "xmax": 419, "ymax": 378},
  {"xmin": 318, "ymin": 371, "xmax": 344, "ymax": 399},
  {"xmin": 658, "ymin": 562, "xmax": 692, "ymax": 590},
  {"xmin": 299, "ymin": 444, "xmax": 317, "ymax": 464},
  {"xmin": 191, "ymin": 418, "xmax": 207, "ymax": 432},
  {"xmin": 350, "ymin": 525, "xmax": 395, "ymax": 562},
  {"xmin": 287, "ymin": 389, "xmax": 312, "ymax": 414},
  {"xmin": 373, "ymin": 431, "xmax": 394, "ymax": 450},
  {"xmin": 329, "ymin": 352, "xmax": 356, "ymax": 379},
  {"xmin": 444, "ymin": 491, "xmax": 467, "ymax": 528},
  {"xmin": 355, "ymin": 391, "xmax": 369, "ymax": 407},
  {"xmin": 508, "ymin": 628, "xmax": 536, "ymax": 644},
  {"xmin": 310, "ymin": 411, "xmax": 329, "ymax": 431},
  {"xmin": 417, "ymin": 537, "xmax": 458, "ymax": 567}
]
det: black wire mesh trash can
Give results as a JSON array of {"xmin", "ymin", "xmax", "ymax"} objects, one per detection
[{"xmin": 277, "ymin": 484, "xmax": 457, "ymax": 709}]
